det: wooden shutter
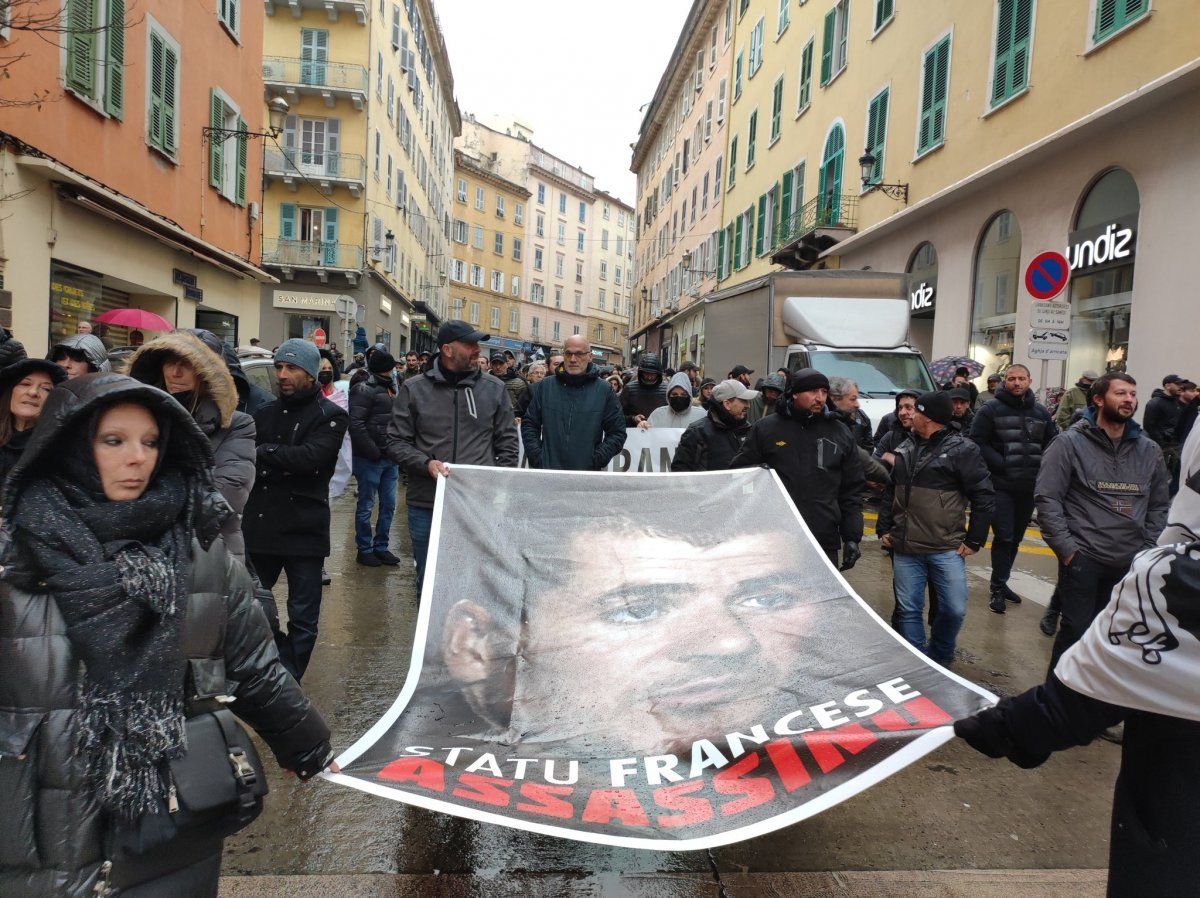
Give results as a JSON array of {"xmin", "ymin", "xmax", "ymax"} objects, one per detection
[
  {"xmin": 780, "ymin": 169, "xmax": 793, "ymax": 225},
  {"xmin": 66, "ymin": 0, "xmax": 98, "ymax": 97},
  {"xmin": 992, "ymin": 0, "xmax": 1032, "ymax": 105},
  {"xmin": 209, "ymin": 90, "xmax": 224, "ymax": 187},
  {"xmin": 282, "ymin": 114, "xmax": 298, "ymax": 166},
  {"xmin": 755, "ymin": 195, "xmax": 766, "ymax": 256},
  {"xmin": 103, "ymin": 0, "xmax": 124, "ymax": 118},
  {"xmin": 799, "ymin": 41, "xmax": 813, "ymax": 108},
  {"xmin": 733, "ymin": 216, "xmax": 743, "ymax": 269},
  {"xmin": 771, "ymin": 180, "xmax": 782, "ymax": 244},
  {"xmin": 866, "ymin": 90, "xmax": 888, "ymax": 182},
  {"xmin": 279, "ymin": 204, "xmax": 296, "ymax": 240},
  {"xmin": 161, "ymin": 43, "xmax": 177, "ymax": 153},
  {"xmin": 931, "ymin": 38, "xmax": 950, "ymax": 146},
  {"xmin": 820, "ymin": 8, "xmax": 835, "ymax": 85},
  {"xmin": 326, "ymin": 118, "xmax": 340, "ymax": 176},
  {"xmin": 148, "ymin": 31, "xmax": 164, "ymax": 147},
  {"xmin": 919, "ymin": 38, "xmax": 949, "ymax": 152},
  {"xmin": 235, "ymin": 117, "xmax": 248, "ymax": 206},
  {"xmin": 716, "ymin": 230, "xmax": 725, "ymax": 280},
  {"xmin": 875, "ymin": 0, "xmax": 893, "ymax": 30},
  {"xmin": 324, "ymin": 208, "xmax": 340, "ymax": 265}
]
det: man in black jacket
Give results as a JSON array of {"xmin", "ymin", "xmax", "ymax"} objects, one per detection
[
  {"xmin": 828, "ymin": 376, "xmax": 874, "ymax": 450},
  {"xmin": 243, "ymin": 339, "xmax": 349, "ymax": 680},
  {"xmin": 1143, "ymin": 374, "xmax": 1183, "ymax": 448},
  {"xmin": 620, "ymin": 351, "xmax": 668, "ymax": 426},
  {"xmin": 969, "ymin": 364, "xmax": 1058, "ymax": 613},
  {"xmin": 672, "ymin": 379, "xmax": 757, "ymax": 472},
  {"xmin": 0, "ymin": 325, "xmax": 27, "ymax": 368},
  {"xmin": 878, "ymin": 391, "xmax": 994, "ymax": 664},
  {"xmin": 732, "ymin": 368, "xmax": 865, "ymax": 569},
  {"xmin": 349, "ymin": 350, "xmax": 400, "ymax": 567}
]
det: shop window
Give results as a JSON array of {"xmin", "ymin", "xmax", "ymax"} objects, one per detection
[
  {"xmin": 970, "ymin": 211, "xmax": 1021, "ymax": 379},
  {"xmin": 1067, "ymin": 168, "xmax": 1139, "ymax": 378}
]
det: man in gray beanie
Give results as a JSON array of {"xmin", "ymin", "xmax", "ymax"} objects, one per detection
[{"xmin": 243, "ymin": 337, "xmax": 349, "ymax": 680}]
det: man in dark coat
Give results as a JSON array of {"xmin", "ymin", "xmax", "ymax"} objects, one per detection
[
  {"xmin": 349, "ymin": 350, "xmax": 400, "ymax": 567},
  {"xmin": 0, "ymin": 325, "xmax": 27, "ymax": 368},
  {"xmin": 878, "ymin": 391, "xmax": 994, "ymax": 664},
  {"xmin": 828, "ymin": 376, "xmax": 874, "ymax": 450},
  {"xmin": 1143, "ymin": 374, "xmax": 1183, "ymax": 448},
  {"xmin": 620, "ymin": 351, "xmax": 668, "ymax": 426},
  {"xmin": 671, "ymin": 378, "xmax": 756, "ymax": 471},
  {"xmin": 490, "ymin": 351, "xmax": 527, "ymax": 415},
  {"xmin": 732, "ymin": 368, "xmax": 865, "ymax": 569},
  {"xmin": 969, "ymin": 364, "xmax": 1058, "ymax": 612},
  {"xmin": 948, "ymin": 387, "xmax": 976, "ymax": 432},
  {"xmin": 521, "ymin": 335, "xmax": 625, "ymax": 470},
  {"xmin": 243, "ymin": 339, "xmax": 349, "ymax": 680}
]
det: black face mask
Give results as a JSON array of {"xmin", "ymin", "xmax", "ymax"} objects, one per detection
[
  {"xmin": 317, "ymin": 371, "xmax": 334, "ymax": 385},
  {"xmin": 669, "ymin": 394, "xmax": 692, "ymax": 412}
]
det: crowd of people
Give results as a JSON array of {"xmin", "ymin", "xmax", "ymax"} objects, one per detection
[{"xmin": 0, "ymin": 313, "xmax": 1194, "ymax": 894}]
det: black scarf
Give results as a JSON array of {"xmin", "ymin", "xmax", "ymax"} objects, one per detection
[{"xmin": 11, "ymin": 449, "xmax": 193, "ymax": 821}]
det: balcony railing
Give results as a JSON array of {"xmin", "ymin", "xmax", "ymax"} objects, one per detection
[
  {"xmin": 264, "ymin": 147, "xmax": 366, "ymax": 196},
  {"xmin": 262, "ymin": 56, "xmax": 368, "ymax": 108},
  {"xmin": 262, "ymin": 238, "xmax": 363, "ymax": 271},
  {"xmin": 775, "ymin": 193, "xmax": 859, "ymax": 248}
]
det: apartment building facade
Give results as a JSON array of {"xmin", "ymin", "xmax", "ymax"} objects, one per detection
[
  {"xmin": 0, "ymin": 0, "xmax": 273, "ymax": 351},
  {"xmin": 258, "ymin": 0, "xmax": 458, "ymax": 355},
  {"xmin": 630, "ymin": 0, "xmax": 735, "ymax": 369},
  {"xmin": 588, "ymin": 192, "xmax": 636, "ymax": 364},
  {"xmin": 449, "ymin": 149, "xmax": 528, "ymax": 355},
  {"xmin": 710, "ymin": 0, "xmax": 1200, "ymax": 390}
]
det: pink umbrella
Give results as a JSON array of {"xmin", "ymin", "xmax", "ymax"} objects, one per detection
[{"xmin": 94, "ymin": 308, "xmax": 174, "ymax": 331}]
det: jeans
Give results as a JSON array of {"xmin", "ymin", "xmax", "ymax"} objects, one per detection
[
  {"xmin": 989, "ymin": 489, "xmax": 1036, "ymax": 588},
  {"xmin": 251, "ymin": 553, "xmax": 325, "ymax": 681},
  {"xmin": 1049, "ymin": 553, "xmax": 1127, "ymax": 672},
  {"xmin": 893, "ymin": 551, "xmax": 969, "ymax": 663},
  {"xmin": 408, "ymin": 505, "xmax": 434, "ymax": 597},
  {"xmin": 353, "ymin": 456, "xmax": 398, "ymax": 553}
]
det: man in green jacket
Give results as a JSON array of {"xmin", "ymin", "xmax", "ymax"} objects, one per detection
[
  {"xmin": 1055, "ymin": 369, "xmax": 1098, "ymax": 430},
  {"xmin": 521, "ymin": 335, "xmax": 627, "ymax": 470}
]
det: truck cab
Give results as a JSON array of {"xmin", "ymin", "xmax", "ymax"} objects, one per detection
[{"xmin": 782, "ymin": 295, "xmax": 934, "ymax": 429}]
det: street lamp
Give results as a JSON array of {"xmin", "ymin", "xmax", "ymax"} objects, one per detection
[
  {"xmin": 202, "ymin": 96, "xmax": 289, "ymax": 143},
  {"xmin": 857, "ymin": 150, "xmax": 909, "ymax": 203},
  {"xmin": 681, "ymin": 249, "xmax": 716, "ymax": 277},
  {"xmin": 641, "ymin": 286, "xmax": 648, "ymax": 302}
]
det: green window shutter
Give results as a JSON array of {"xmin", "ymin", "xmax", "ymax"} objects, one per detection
[
  {"xmin": 992, "ymin": 0, "xmax": 1032, "ymax": 106},
  {"xmin": 874, "ymin": 0, "xmax": 893, "ymax": 30},
  {"xmin": 866, "ymin": 89, "xmax": 888, "ymax": 182},
  {"xmin": 66, "ymin": 0, "xmax": 98, "ymax": 97},
  {"xmin": 755, "ymin": 195, "xmax": 766, "ymax": 255},
  {"xmin": 103, "ymin": 0, "xmax": 125, "ymax": 118},
  {"xmin": 820, "ymin": 9, "xmax": 835, "ymax": 85},
  {"xmin": 728, "ymin": 137, "xmax": 737, "ymax": 188},
  {"xmin": 771, "ymin": 181, "xmax": 782, "ymax": 244},
  {"xmin": 747, "ymin": 111, "xmax": 757, "ymax": 166},
  {"xmin": 148, "ymin": 31, "xmax": 164, "ymax": 148},
  {"xmin": 1096, "ymin": 0, "xmax": 1147, "ymax": 41},
  {"xmin": 716, "ymin": 230, "xmax": 725, "ymax": 280},
  {"xmin": 799, "ymin": 40, "xmax": 813, "ymax": 108},
  {"xmin": 235, "ymin": 117, "xmax": 248, "ymax": 206},
  {"xmin": 279, "ymin": 203, "xmax": 296, "ymax": 240},
  {"xmin": 919, "ymin": 37, "xmax": 950, "ymax": 153},
  {"xmin": 780, "ymin": 169, "xmax": 793, "ymax": 225},
  {"xmin": 733, "ymin": 216, "xmax": 743, "ymax": 269},
  {"xmin": 209, "ymin": 90, "xmax": 224, "ymax": 187},
  {"xmin": 161, "ymin": 44, "xmax": 177, "ymax": 153}
]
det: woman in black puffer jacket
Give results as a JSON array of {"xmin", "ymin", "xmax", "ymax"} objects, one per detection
[{"xmin": 0, "ymin": 373, "xmax": 333, "ymax": 897}]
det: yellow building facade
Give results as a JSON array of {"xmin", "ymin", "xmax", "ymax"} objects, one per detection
[
  {"xmin": 702, "ymin": 0, "xmax": 1200, "ymax": 390},
  {"xmin": 449, "ymin": 150, "xmax": 528, "ymax": 351},
  {"xmin": 588, "ymin": 191, "xmax": 636, "ymax": 364},
  {"xmin": 259, "ymin": 0, "xmax": 458, "ymax": 355}
]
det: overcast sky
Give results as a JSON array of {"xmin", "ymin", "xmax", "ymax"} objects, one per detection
[{"xmin": 437, "ymin": 0, "xmax": 694, "ymax": 205}]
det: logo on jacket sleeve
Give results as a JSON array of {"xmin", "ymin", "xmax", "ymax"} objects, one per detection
[{"xmin": 775, "ymin": 440, "xmax": 787, "ymax": 447}]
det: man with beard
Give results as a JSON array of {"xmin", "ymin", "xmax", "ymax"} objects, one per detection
[
  {"xmin": 620, "ymin": 351, "xmax": 668, "ymax": 426},
  {"xmin": 671, "ymin": 379, "xmax": 757, "ymax": 471},
  {"xmin": 828, "ymin": 377, "xmax": 874, "ymax": 451},
  {"xmin": 243, "ymin": 339, "xmax": 349, "ymax": 679},
  {"xmin": 874, "ymin": 390, "xmax": 920, "ymax": 467},
  {"xmin": 1036, "ymin": 372, "xmax": 1170, "ymax": 670},
  {"xmin": 732, "ymin": 368, "xmax": 865, "ymax": 570},
  {"xmin": 521, "ymin": 335, "xmax": 626, "ymax": 470}
]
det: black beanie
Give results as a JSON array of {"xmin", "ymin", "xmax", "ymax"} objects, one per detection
[
  {"xmin": 915, "ymin": 390, "xmax": 953, "ymax": 426},
  {"xmin": 368, "ymin": 351, "xmax": 397, "ymax": 374},
  {"xmin": 787, "ymin": 367, "xmax": 831, "ymax": 395}
]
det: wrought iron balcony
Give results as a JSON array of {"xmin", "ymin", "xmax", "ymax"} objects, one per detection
[
  {"xmin": 262, "ymin": 238, "xmax": 363, "ymax": 284},
  {"xmin": 263, "ymin": 147, "xmax": 366, "ymax": 197},
  {"xmin": 770, "ymin": 193, "xmax": 859, "ymax": 270},
  {"xmin": 262, "ymin": 56, "xmax": 368, "ymax": 110},
  {"xmin": 264, "ymin": 0, "xmax": 367, "ymax": 24}
]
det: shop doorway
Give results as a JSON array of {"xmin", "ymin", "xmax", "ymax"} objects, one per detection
[{"xmin": 196, "ymin": 307, "xmax": 238, "ymax": 347}]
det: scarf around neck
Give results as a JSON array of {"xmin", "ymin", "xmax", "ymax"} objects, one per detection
[{"xmin": 11, "ymin": 467, "xmax": 193, "ymax": 820}]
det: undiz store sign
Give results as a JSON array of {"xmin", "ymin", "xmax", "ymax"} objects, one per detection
[{"xmin": 1066, "ymin": 218, "xmax": 1136, "ymax": 274}]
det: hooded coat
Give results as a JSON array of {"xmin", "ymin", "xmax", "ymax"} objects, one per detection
[
  {"xmin": 646, "ymin": 372, "xmax": 707, "ymax": 429},
  {"xmin": 0, "ymin": 374, "xmax": 330, "ymax": 898},
  {"xmin": 1143, "ymin": 387, "xmax": 1182, "ymax": 447},
  {"xmin": 0, "ymin": 326, "xmax": 28, "ymax": 368},
  {"xmin": 954, "ymin": 426, "xmax": 1200, "ymax": 896},
  {"xmin": 49, "ymin": 333, "xmax": 111, "ymax": 373},
  {"xmin": 521, "ymin": 362, "xmax": 626, "ymax": 470},
  {"xmin": 619, "ymin": 362, "xmax": 668, "ymax": 426},
  {"xmin": 183, "ymin": 329, "xmax": 274, "ymax": 417},
  {"xmin": 128, "ymin": 332, "xmax": 257, "ymax": 561},
  {"xmin": 670, "ymin": 403, "xmax": 751, "ymax": 472}
]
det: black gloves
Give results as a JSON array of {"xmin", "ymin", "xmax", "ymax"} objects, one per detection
[
  {"xmin": 954, "ymin": 708, "xmax": 1050, "ymax": 769},
  {"xmin": 839, "ymin": 540, "xmax": 861, "ymax": 571}
]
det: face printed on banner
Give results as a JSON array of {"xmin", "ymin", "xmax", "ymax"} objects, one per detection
[{"xmin": 444, "ymin": 531, "xmax": 818, "ymax": 754}]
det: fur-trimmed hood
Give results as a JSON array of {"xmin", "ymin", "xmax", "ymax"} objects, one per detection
[{"xmin": 127, "ymin": 331, "xmax": 238, "ymax": 429}]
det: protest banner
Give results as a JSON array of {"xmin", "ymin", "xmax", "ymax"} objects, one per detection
[
  {"xmin": 326, "ymin": 466, "xmax": 996, "ymax": 850},
  {"xmin": 519, "ymin": 427, "xmax": 683, "ymax": 471}
]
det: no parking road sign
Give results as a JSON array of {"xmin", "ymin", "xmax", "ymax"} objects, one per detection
[{"xmin": 1025, "ymin": 251, "xmax": 1070, "ymax": 300}]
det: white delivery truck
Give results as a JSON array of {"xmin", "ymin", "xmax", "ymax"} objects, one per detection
[{"xmin": 698, "ymin": 270, "xmax": 935, "ymax": 428}]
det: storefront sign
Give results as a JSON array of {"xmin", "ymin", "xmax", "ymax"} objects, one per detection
[
  {"xmin": 1066, "ymin": 218, "xmax": 1137, "ymax": 273},
  {"xmin": 172, "ymin": 269, "xmax": 197, "ymax": 288},
  {"xmin": 273, "ymin": 291, "xmax": 341, "ymax": 312},
  {"xmin": 909, "ymin": 281, "xmax": 936, "ymax": 314},
  {"xmin": 183, "ymin": 285, "xmax": 203, "ymax": 302},
  {"xmin": 380, "ymin": 298, "xmax": 393, "ymax": 316}
]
